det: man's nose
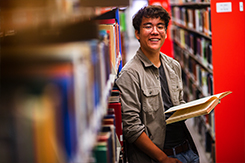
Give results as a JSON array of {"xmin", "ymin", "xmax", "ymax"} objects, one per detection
[{"xmin": 151, "ymin": 26, "xmax": 159, "ymax": 34}]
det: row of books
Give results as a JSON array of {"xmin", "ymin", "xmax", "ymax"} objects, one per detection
[
  {"xmin": 174, "ymin": 45, "xmax": 213, "ymax": 99},
  {"xmin": 172, "ymin": 26, "xmax": 212, "ymax": 71},
  {"xmin": 66, "ymin": 13, "xmax": 124, "ymax": 162},
  {"xmin": 1, "ymin": 63, "xmax": 77, "ymax": 163},
  {"xmin": 172, "ymin": 6, "xmax": 211, "ymax": 37},
  {"xmin": 99, "ymin": 22, "xmax": 122, "ymax": 74},
  {"xmin": 174, "ymin": 42, "xmax": 215, "ymax": 158},
  {"xmin": 0, "ymin": 13, "xmax": 123, "ymax": 163},
  {"xmin": 92, "ymin": 89, "xmax": 123, "ymax": 163},
  {"xmin": 76, "ymin": 9, "xmax": 124, "ymax": 163},
  {"xmin": 97, "ymin": 8, "xmax": 124, "ymax": 73},
  {"xmin": 0, "ymin": 45, "xmax": 115, "ymax": 163},
  {"xmin": 74, "ymin": 39, "xmax": 112, "ymax": 163},
  {"xmin": 181, "ymin": 67, "xmax": 213, "ymax": 101}
]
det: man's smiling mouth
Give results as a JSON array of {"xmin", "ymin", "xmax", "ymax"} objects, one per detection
[{"xmin": 149, "ymin": 38, "xmax": 160, "ymax": 41}]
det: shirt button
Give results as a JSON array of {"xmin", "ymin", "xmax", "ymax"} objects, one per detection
[{"xmin": 157, "ymin": 76, "xmax": 159, "ymax": 80}]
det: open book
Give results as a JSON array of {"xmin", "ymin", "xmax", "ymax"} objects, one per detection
[{"xmin": 165, "ymin": 91, "xmax": 232, "ymax": 125}]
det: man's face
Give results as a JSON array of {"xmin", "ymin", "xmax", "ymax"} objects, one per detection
[{"xmin": 135, "ymin": 16, "xmax": 167, "ymax": 54}]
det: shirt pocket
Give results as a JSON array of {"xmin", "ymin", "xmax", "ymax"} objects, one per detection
[
  {"xmin": 142, "ymin": 87, "xmax": 161, "ymax": 112},
  {"xmin": 171, "ymin": 80, "xmax": 183, "ymax": 105}
]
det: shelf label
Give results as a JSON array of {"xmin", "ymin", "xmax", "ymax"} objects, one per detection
[
  {"xmin": 240, "ymin": 2, "xmax": 244, "ymax": 11},
  {"xmin": 216, "ymin": 2, "xmax": 232, "ymax": 13}
]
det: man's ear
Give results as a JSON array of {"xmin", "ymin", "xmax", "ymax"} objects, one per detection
[
  {"xmin": 165, "ymin": 34, "xmax": 167, "ymax": 39},
  {"xmin": 135, "ymin": 30, "xmax": 140, "ymax": 40}
]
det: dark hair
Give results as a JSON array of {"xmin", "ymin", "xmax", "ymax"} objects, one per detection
[{"xmin": 132, "ymin": 5, "xmax": 171, "ymax": 33}]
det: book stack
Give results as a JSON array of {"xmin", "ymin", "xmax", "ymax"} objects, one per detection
[
  {"xmin": 108, "ymin": 89, "xmax": 123, "ymax": 147},
  {"xmin": 93, "ymin": 132, "xmax": 113, "ymax": 163},
  {"xmin": 92, "ymin": 88, "xmax": 123, "ymax": 163}
]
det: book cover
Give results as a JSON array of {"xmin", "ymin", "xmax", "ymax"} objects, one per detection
[
  {"xmin": 96, "ymin": 132, "xmax": 113, "ymax": 163},
  {"xmin": 108, "ymin": 102, "xmax": 123, "ymax": 147},
  {"xmin": 102, "ymin": 124, "xmax": 117, "ymax": 163},
  {"xmin": 99, "ymin": 24, "xmax": 116, "ymax": 70}
]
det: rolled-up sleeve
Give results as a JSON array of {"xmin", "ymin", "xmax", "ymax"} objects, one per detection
[{"xmin": 115, "ymin": 70, "xmax": 145, "ymax": 143}]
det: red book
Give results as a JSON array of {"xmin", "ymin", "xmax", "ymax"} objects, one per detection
[
  {"xmin": 108, "ymin": 102, "xmax": 123, "ymax": 147},
  {"xmin": 99, "ymin": 19, "xmax": 116, "ymax": 25}
]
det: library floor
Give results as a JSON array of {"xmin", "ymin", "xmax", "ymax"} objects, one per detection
[{"xmin": 126, "ymin": 37, "xmax": 210, "ymax": 163}]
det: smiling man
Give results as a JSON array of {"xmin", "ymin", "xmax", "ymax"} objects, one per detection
[{"xmin": 115, "ymin": 5, "xmax": 199, "ymax": 163}]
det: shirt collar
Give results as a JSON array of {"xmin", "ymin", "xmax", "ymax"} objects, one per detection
[
  {"xmin": 136, "ymin": 48, "xmax": 168, "ymax": 68},
  {"xmin": 136, "ymin": 48, "xmax": 158, "ymax": 68}
]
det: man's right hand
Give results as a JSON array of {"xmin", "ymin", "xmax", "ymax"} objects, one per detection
[
  {"xmin": 161, "ymin": 157, "xmax": 182, "ymax": 163},
  {"xmin": 134, "ymin": 132, "xmax": 182, "ymax": 163}
]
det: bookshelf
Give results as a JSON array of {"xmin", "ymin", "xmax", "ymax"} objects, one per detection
[
  {"xmin": 170, "ymin": 0, "xmax": 214, "ymax": 162},
  {"xmin": 0, "ymin": 1, "xmax": 128, "ymax": 163}
]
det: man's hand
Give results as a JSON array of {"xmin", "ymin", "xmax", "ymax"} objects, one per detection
[
  {"xmin": 134, "ymin": 132, "xmax": 182, "ymax": 163},
  {"xmin": 161, "ymin": 157, "xmax": 182, "ymax": 163}
]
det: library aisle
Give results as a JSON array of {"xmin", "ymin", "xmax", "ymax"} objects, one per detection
[{"xmin": 126, "ymin": 37, "xmax": 210, "ymax": 163}]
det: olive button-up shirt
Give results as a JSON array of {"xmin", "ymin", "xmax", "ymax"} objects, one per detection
[{"xmin": 115, "ymin": 48, "xmax": 185, "ymax": 163}]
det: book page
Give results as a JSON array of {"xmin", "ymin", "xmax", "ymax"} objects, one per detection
[
  {"xmin": 165, "ymin": 91, "xmax": 231, "ymax": 114},
  {"xmin": 166, "ymin": 99, "xmax": 219, "ymax": 124},
  {"xmin": 215, "ymin": 91, "xmax": 232, "ymax": 99},
  {"xmin": 165, "ymin": 96, "xmax": 216, "ymax": 113}
]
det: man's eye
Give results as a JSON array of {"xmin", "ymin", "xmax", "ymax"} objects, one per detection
[
  {"xmin": 144, "ymin": 26, "xmax": 152, "ymax": 29},
  {"xmin": 158, "ymin": 26, "xmax": 165, "ymax": 29}
]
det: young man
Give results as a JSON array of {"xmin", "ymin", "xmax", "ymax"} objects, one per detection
[{"xmin": 115, "ymin": 5, "xmax": 199, "ymax": 163}]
